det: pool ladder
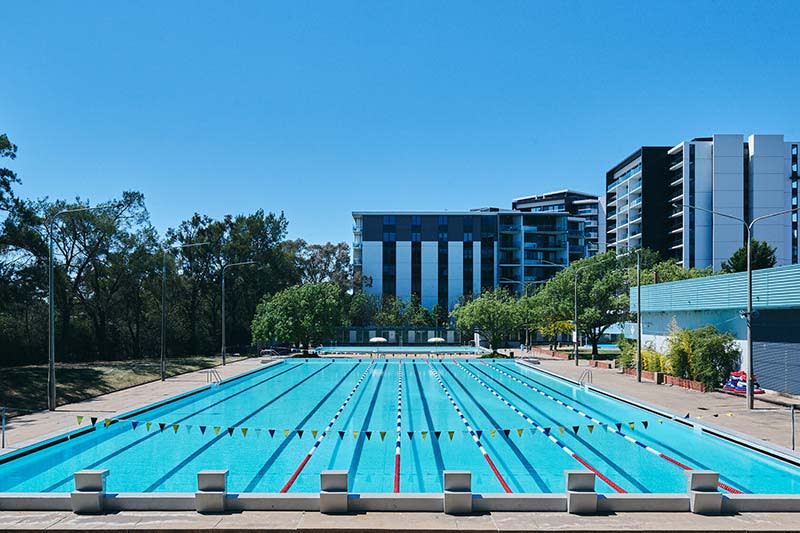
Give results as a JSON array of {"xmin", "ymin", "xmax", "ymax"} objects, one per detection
[
  {"xmin": 579, "ymin": 369, "xmax": 593, "ymax": 388},
  {"xmin": 205, "ymin": 369, "xmax": 223, "ymax": 384}
]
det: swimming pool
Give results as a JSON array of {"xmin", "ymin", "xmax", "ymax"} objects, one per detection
[
  {"xmin": 316, "ymin": 345, "xmax": 487, "ymax": 354},
  {"xmin": 2, "ymin": 359, "xmax": 799, "ymax": 495}
]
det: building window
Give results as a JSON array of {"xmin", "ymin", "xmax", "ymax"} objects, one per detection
[
  {"xmin": 438, "ymin": 215, "xmax": 448, "ymax": 225},
  {"xmin": 411, "ymin": 232, "xmax": 421, "ymax": 242},
  {"xmin": 463, "ymin": 231, "xmax": 473, "ymax": 242},
  {"xmin": 383, "ymin": 232, "xmax": 396, "ymax": 242},
  {"xmin": 411, "ymin": 215, "xmax": 422, "ymax": 225},
  {"xmin": 383, "ymin": 215, "xmax": 396, "ymax": 224},
  {"xmin": 438, "ymin": 231, "xmax": 448, "ymax": 241}
]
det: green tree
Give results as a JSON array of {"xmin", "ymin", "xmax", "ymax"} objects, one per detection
[
  {"xmin": 0, "ymin": 133, "xmax": 19, "ymax": 212},
  {"xmin": 450, "ymin": 288, "xmax": 520, "ymax": 351},
  {"xmin": 405, "ymin": 294, "xmax": 434, "ymax": 327},
  {"xmin": 721, "ymin": 239, "xmax": 776, "ymax": 273},
  {"xmin": 374, "ymin": 296, "xmax": 406, "ymax": 327},
  {"xmin": 666, "ymin": 324, "xmax": 740, "ymax": 390},
  {"xmin": 251, "ymin": 282, "xmax": 342, "ymax": 349},
  {"xmin": 533, "ymin": 251, "xmax": 629, "ymax": 357}
]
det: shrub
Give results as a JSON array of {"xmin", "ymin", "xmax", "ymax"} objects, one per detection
[
  {"xmin": 616, "ymin": 338, "xmax": 669, "ymax": 373},
  {"xmin": 666, "ymin": 324, "xmax": 740, "ymax": 391}
]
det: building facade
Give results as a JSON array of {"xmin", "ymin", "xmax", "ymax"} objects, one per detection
[
  {"xmin": 512, "ymin": 190, "xmax": 606, "ymax": 257},
  {"xmin": 352, "ymin": 209, "xmax": 570, "ymax": 311},
  {"xmin": 629, "ymin": 263, "xmax": 800, "ymax": 395},
  {"xmin": 606, "ymin": 134, "xmax": 799, "ymax": 269}
]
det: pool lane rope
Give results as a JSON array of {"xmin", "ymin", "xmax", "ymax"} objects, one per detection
[
  {"xmin": 280, "ymin": 360, "xmax": 376, "ymax": 493},
  {"xmin": 394, "ymin": 363, "xmax": 403, "ymax": 493},
  {"xmin": 425, "ymin": 360, "xmax": 513, "ymax": 493},
  {"xmin": 480, "ymin": 361, "xmax": 743, "ymax": 495},
  {"xmin": 451, "ymin": 360, "xmax": 626, "ymax": 493}
]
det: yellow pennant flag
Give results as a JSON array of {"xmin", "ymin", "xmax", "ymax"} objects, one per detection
[
  {"xmin": 628, "ymin": 422, "xmax": 636, "ymax": 430},
  {"xmin": 516, "ymin": 429, "xmax": 524, "ymax": 438},
  {"xmin": 284, "ymin": 429, "xmax": 291, "ymax": 438},
  {"xmin": 558, "ymin": 426, "xmax": 565, "ymax": 435},
  {"xmin": 587, "ymin": 425, "xmax": 594, "ymax": 434},
  {"xmin": 241, "ymin": 428, "xmax": 248, "ymax": 438},
  {"xmin": 76, "ymin": 416, "xmax": 84, "ymax": 425},
  {"xmin": 489, "ymin": 429, "xmax": 496, "ymax": 438},
  {"xmin": 104, "ymin": 419, "xmax": 112, "ymax": 428},
  {"xmin": 213, "ymin": 426, "xmax": 221, "ymax": 435},
  {"xmin": 172, "ymin": 424, "xmax": 180, "ymax": 434},
  {"xmin": 352, "ymin": 431, "xmax": 358, "ymax": 439},
  {"xmin": 379, "ymin": 431, "xmax": 386, "ymax": 441},
  {"xmin": 447, "ymin": 431, "xmax": 455, "ymax": 440},
  {"xmin": 726, "ymin": 412, "xmax": 733, "ymax": 417},
  {"xmin": 312, "ymin": 430, "xmax": 318, "ymax": 439},
  {"xmin": 145, "ymin": 421, "xmax": 153, "ymax": 431},
  {"xmin": 421, "ymin": 431, "xmax": 428, "ymax": 440}
]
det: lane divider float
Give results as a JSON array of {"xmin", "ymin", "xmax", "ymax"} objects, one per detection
[
  {"xmin": 425, "ymin": 360, "xmax": 513, "ymax": 493},
  {"xmin": 452, "ymin": 360, "xmax": 626, "ymax": 493},
  {"xmin": 480, "ymin": 361, "xmax": 743, "ymax": 494},
  {"xmin": 394, "ymin": 363, "xmax": 403, "ymax": 493},
  {"xmin": 280, "ymin": 361, "xmax": 376, "ymax": 493}
]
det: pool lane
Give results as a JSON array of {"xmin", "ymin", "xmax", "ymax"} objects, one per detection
[
  {"xmin": 479, "ymin": 361, "xmax": 744, "ymax": 494},
  {"xmin": 425, "ymin": 361, "xmax": 512, "ymax": 492},
  {"xmin": 5, "ymin": 361, "xmax": 310, "ymax": 493},
  {"xmin": 490, "ymin": 361, "xmax": 758, "ymax": 493}
]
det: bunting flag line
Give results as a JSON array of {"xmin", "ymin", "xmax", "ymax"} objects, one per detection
[{"xmin": 76, "ymin": 416, "xmax": 84, "ymax": 425}]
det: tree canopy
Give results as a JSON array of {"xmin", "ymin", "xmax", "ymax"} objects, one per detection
[
  {"xmin": 251, "ymin": 282, "xmax": 342, "ymax": 348},
  {"xmin": 721, "ymin": 239, "xmax": 776, "ymax": 273},
  {"xmin": 450, "ymin": 288, "xmax": 520, "ymax": 351}
]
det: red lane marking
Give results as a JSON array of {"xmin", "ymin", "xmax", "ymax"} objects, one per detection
[
  {"xmin": 717, "ymin": 481, "xmax": 743, "ymax": 494},
  {"xmin": 393, "ymin": 454, "xmax": 401, "ymax": 493},
  {"xmin": 659, "ymin": 453, "xmax": 692, "ymax": 470},
  {"xmin": 484, "ymin": 455, "xmax": 513, "ymax": 493},
  {"xmin": 573, "ymin": 454, "xmax": 627, "ymax": 493},
  {"xmin": 280, "ymin": 453, "xmax": 311, "ymax": 493}
]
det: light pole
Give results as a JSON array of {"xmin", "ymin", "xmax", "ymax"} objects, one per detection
[
  {"xmin": 221, "ymin": 261, "xmax": 256, "ymax": 365},
  {"xmin": 676, "ymin": 203, "xmax": 800, "ymax": 409},
  {"xmin": 161, "ymin": 242, "xmax": 209, "ymax": 381},
  {"xmin": 48, "ymin": 203, "xmax": 123, "ymax": 411}
]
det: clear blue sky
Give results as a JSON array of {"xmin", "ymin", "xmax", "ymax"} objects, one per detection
[{"xmin": 3, "ymin": 1, "xmax": 799, "ymax": 245}]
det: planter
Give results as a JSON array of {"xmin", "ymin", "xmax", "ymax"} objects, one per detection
[
  {"xmin": 622, "ymin": 367, "xmax": 656, "ymax": 381},
  {"xmin": 663, "ymin": 374, "xmax": 706, "ymax": 392},
  {"xmin": 588, "ymin": 360, "xmax": 614, "ymax": 369},
  {"xmin": 531, "ymin": 347, "xmax": 570, "ymax": 360}
]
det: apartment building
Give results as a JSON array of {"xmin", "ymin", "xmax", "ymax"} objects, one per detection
[
  {"xmin": 352, "ymin": 209, "xmax": 569, "ymax": 311},
  {"xmin": 512, "ymin": 189, "xmax": 606, "ymax": 257},
  {"xmin": 606, "ymin": 134, "xmax": 799, "ymax": 269}
]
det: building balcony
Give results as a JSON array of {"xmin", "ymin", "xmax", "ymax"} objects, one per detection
[{"xmin": 499, "ymin": 225, "xmax": 520, "ymax": 233}]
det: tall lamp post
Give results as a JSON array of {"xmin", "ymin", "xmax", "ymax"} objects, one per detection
[
  {"xmin": 221, "ymin": 261, "xmax": 256, "ymax": 365},
  {"xmin": 48, "ymin": 203, "xmax": 123, "ymax": 411},
  {"xmin": 523, "ymin": 260, "xmax": 567, "ymax": 348},
  {"xmin": 675, "ymin": 203, "xmax": 800, "ymax": 409},
  {"xmin": 161, "ymin": 242, "xmax": 209, "ymax": 381}
]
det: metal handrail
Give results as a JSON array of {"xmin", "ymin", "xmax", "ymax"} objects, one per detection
[{"xmin": 579, "ymin": 369, "xmax": 593, "ymax": 387}]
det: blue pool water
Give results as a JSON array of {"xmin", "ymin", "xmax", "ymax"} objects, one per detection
[
  {"xmin": 316, "ymin": 345, "xmax": 486, "ymax": 354},
  {"xmin": 2, "ymin": 359, "xmax": 800, "ymax": 494}
]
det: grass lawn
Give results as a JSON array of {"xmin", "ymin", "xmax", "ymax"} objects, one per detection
[{"xmin": 0, "ymin": 356, "xmax": 246, "ymax": 416}]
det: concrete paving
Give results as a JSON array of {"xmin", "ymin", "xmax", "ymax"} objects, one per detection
[{"xmin": 4, "ymin": 354, "xmax": 800, "ymax": 530}]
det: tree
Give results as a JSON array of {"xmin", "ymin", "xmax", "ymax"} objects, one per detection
[
  {"xmin": 288, "ymin": 240, "xmax": 358, "ymax": 293},
  {"xmin": 533, "ymin": 251, "xmax": 629, "ymax": 357},
  {"xmin": 374, "ymin": 296, "xmax": 406, "ymax": 327},
  {"xmin": 251, "ymin": 282, "xmax": 342, "ymax": 349},
  {"xmin": 450, "ymin": 288, "xmax": 520, "ymax": 351},
  {"xmin": 721, "ymin": 239, "xmax": 776, "ymax": 273},
  {"xmin": 666, "ymin": 324, "xmax": 740, "ymax": 391},
  {"xmin": 0, "ymin": 133, "xmax": 19, "ymax": 212},
  {"xmin": 405, "ymin": 294, "xmax": 434, "ymax": 327}
]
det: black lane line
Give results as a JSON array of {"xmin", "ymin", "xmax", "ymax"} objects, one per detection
[
  {"xmin": 40, "ymin": 362, "xmax": 305, "ymax": 492},
  {"xmin": 243, "ymin": 362, "xmax": 362, "ymax": 491},
  {"xmin": 348, "ymin": 362, "xmax": 388, "ymax": 482},
  {"xmin": 470, "ymin": 363, "xmax": 649, "ymax": 492},
  {"xmin": 411, "ymin": 362, "xmax": 445, "ymax": 483},
  {"xmin": 439, "ymin": 363, "xmax": 549, "ymax": 492},
  {"xmin": 495, "ymin": 362, "xmax": 752, "ymax": 493},
  {"xmin": 145, "ymin": 363, "xmax": 334, "ymax": 491},
  {"xmin": 403, "ymin": 362, "xmax": 426, "ymax": 491}
]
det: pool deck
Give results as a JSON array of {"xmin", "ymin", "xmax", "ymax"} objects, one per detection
[{"xmin": 4, "ymin": 355, "xmax": 800, "ymax": 530}]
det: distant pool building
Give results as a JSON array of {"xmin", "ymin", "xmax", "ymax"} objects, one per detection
[{"xmin": 630, "ymin": 263, "xmax": 800, "ymax": 395}]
